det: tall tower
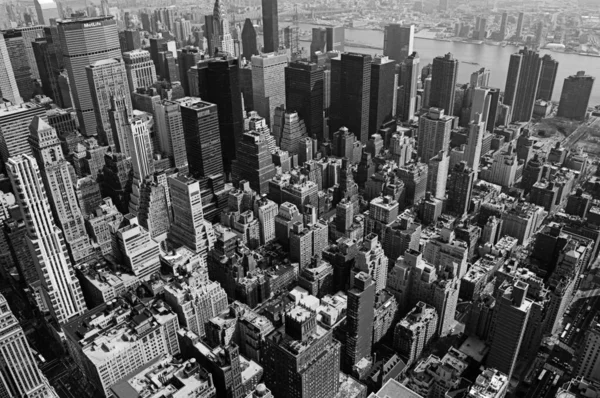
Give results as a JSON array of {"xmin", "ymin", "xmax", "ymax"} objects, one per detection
[
  {"xmin": 34, "ymin": 0, "xmax": 60, "ymax": 25},
  {"xmin": 57, "ymin": 16, "xmax": 121, "ymax": 136},
  {"xmin": 261, "ymin": 0, "xmax": 279, "ymax": 53},
  {"xmin": 383, "ymin": 24, "xmax": 414, "ymax": 63},
  {"xmin": 28, "ymin": 116, "xmax": 94, "ymax": 264},
  {"xmin": 446, "ymin": 161, "xmax": 475, "ymax": 216},
  {"xmin": 7, "ymin": 154, "xmax": 86, "ymax": 325},
  {"xmin": 252, "ymin": 52, "xmax": 288, "ymax": 126},
  {"xmin": 515, "ymin": 12, "xmax": 524, "ymax": 40},
  {"xmin": 504, "ymin": 47, "xmax": 542, "ymax": 122},
  {"xmin": 499, "ymin": 12, "xmax": 508, "ymax": 40},
  {"xmin": 241, "ymin": 18, "xmax": 258, "ymax": 60},
  {"xmin": 2, "ymin": 30, "xmax": 34, "ymax": 102},
  {"xmin": 577, "ymin": 312, "xmax": 600, "ymax": 383},
  {"xmin": 397, "ymin": 52, "xmax": 420, "ymax": 123},
  {"xmin": 285, "ymin": 60, "xmax": 325, "ymax": 142},
  {"xmin": 123, "ymin": 49, "xmax": 156, "ymax": 94},
  {"xmin": 369, "ymin": 55, "xmax": 396, "ymax": 137},
  {"xmin": 0, "ymin": 294, "xmax": 58, "ymax": 397},
  {"xmin": 430, "ymin": 53, "xmax": 459, "ymax": 116},
  {"xmin": 0, "ymin": 32, "xmax": 23, "ymax": 105},
  {"xmin": 417, "ymin": 107, "xmax": 453, "ymax": 163},
  {"xmin": 344, "ymin": 272, "xmax": 375, "ymax": 372},
  {"xmin": 536, "ymin": 54, "xmax": 558, "ymax": 101},
  {"xmin": 209, "ymin": 0, "xmax": 234, "ymax": 56},
  {"xmin": 231, "ymin": 132, "xmax": 276, "ymax": 195},
  {"xmin": 557, "ymin": 71, "xmax": 595, "ymax": 121}
]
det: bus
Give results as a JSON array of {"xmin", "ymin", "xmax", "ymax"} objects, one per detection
[{"xmin": 538, "ymin": 369, "xmax": 547, "ymax": 381}]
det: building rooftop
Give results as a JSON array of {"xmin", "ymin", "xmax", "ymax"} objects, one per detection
[
  {"xmin": 369, "ymin": 378, "xmax": 424, "ymax": 398},
  {"xmin": 467, "ymin": 368, "xmax": 509, "ymax": 398}
]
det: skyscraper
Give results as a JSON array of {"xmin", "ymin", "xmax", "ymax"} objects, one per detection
[
  {"xmin": 344, "ymin": 271, "xmax": 375, "ymax": 371},
  {"xmin": 285, "ymin": 60, "xmax": 325, "ymax": 141},
  {"xmin": 499, "ymin": 12, "xmax": 508, "ymax": 40},
  {"xmin": 557, "ymin": 71, "xmax": 595, "ymax": 121},
  {"xmin": 470, "ymin": 67, "xmax": 490, "ymax": 87},
  {"xmin": 57, "ymin": 16, "xmax": 121, "ymax": 136},
  {"xmin": 577, "ymin": 312, "xmax": 600, "ymax": 383},
  {"xmin": 2, "ymin": 30, "xmax": 34, "ymax": 102},
  {"xmin": 0, "ymin": 293, "xmax": 58, "ymax": 397},
  {"xmin": 28, "ymin": 117, "xmax": 94, "ymax": 263},
  {"xmin": 417, "ymin": 107, "xmax": 453, "ymax": 164},
  {"xmin": 397, "ymin": 52, "xmax": 420, "ymax": 122},
  {"xmin": 0, "ymin": 102, "xmax": 46, "ymax": 167},
  {"xmin": 231, "ymin": 132, "xmax": 277, "ymax": 194},
  {"xmin": 7, "ymin": 154, "xmax": 86, "ymax": 325},
  {"xmin": 332, "ymin": 53, "xmax": 372, "ymax": 143},
  {"xmin": 155, "ymin": 99, "xmax": 188, "ymax": 170},
  {"xmin": 326, "ymin": 26, "xmax": 345, "ymax": 52},
  {"xmin": 252, "ymin": 52, "xmax": 288, "ymax": 126},
  {"xmin": 427, "ymin": 150, "xmax": 449, "ymax": 200},
  {"xmin": 241, "ymin": 18, "xmax": 258, "ymax": 60},
  {"xmin": 430, "ymin": 53, "xmax": 459, "ymax": 116},
  {"xmin": 369, "ymin": 55, "xmax": 396, "ymax": 137},
  {"xmin": 34, "ymin": 0, "xmax": 60, "ymax": 25},
  {"xmin": 180, "ymin": 98, "xmax": 224, "ymax": 179},
  {"xmin": 87, "ymin": 58, "xmax": 132, "ymax": 148},
  {"xmin": 446, "ymin": 161, "xmax": 475, "ymax": 216},
  {"xmin": 123, "ymin": 49, "xmax": 157, "ymax": 93},
  {"xmin": 0, "ymin": 32, "xmax": 22, "ymax": 105},
  {"xmin": 16, "ymin": 26, "xmax": 45, "ymax": 81},
  {"xmin": 515, "ymin": 12, "xmax": 524, "ymax": 40},
  {"xmin": 261, "ymin": 0, "xmax": 279, "ymax": 53},
  {"xmin": 383, "ymin": 24, "xmax": 414, "ymax": 63},
  {"xmin": 536, "ymin": 54, "xmax": 558, "ymax": 101},
  {"xmin": 309, "ymin": 28, "xmax": 327, "ymax": 57},
  {"xmin": 504, "ymin": 47, "xmax": 542, "ymax": 122}
]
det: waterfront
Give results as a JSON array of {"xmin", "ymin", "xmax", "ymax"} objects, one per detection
[{"xmin": 293, "ymin": 23, "xmax": 600, "ymax": 106}]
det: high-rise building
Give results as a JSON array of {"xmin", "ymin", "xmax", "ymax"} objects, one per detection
[
  {"xmin": 35, "ymin": 0, "xmax": 60, "ymax": 25},
  {"xmin": 309, "ymin": 28, "xmax": 327, "ymax": 58},
  {"xmin": 331, "ymin": 53, "xmax": 372, "ymax": 143},
  {"xmin": 0, "ymin": 102, "xmax": 46, "ymax": 167},
  {"xmin": 383, "ymin": 24, "xmax": 414, "ymax": 63},
  {"xmin": 536, "ymin": 54, "xmax": 558, "ymax": 101},
  {"xmin": 180, "ymin": 98, "xmax": 225, "ymax": 179},
  {"xmin": 487, "ymin": 280, "xmax": 531, "ymax": 379},
  {"xmin": 177, "ymin": 46, "xmax": 202, "ymax": 96},
  {"xmin": 2, "ymin": 30, "xmax": 34, "ymax": 102},
  {"xmin": 557, "ymin": 71, "xmax": 595, "ymax": 121},
  {"xmin": 504, "ymin": 47, "xmax": 542, "ymax": 122},
  {"xmin": 393, "ymin": 301, "xmax": 438, "ymax": 365},
  {"xmin": 255, "ymin": 196, "xmax": 278, "ymax": 245},
  {"xmin": 263, "ymin": 305, "xmax": 340, "ymax": 398},
  {"xmin": 447, "ymin": 161, "xmax": 475, "ymax": 216},
  {"xmin": 344, "ymin": 271, "xmax": 375, "ymax": 371},
  {"xmin": 206, "ymin": 0, "xmax": 234, "ymax": 56},
  {"xmin": 515, "ymin": 12, "xmax": 524, "ymax": 40},
  {"xmin": 577, "ymin": 312, "xmax": 600, "ymax": 383},
  {"xmin": 470, "ymin": 67, "xmax": 490, "ymax": 87},
  {"xmin": 16, "ymin": 26, "xmax": 44, "ymax": 82},
  {"xmin": 285, "ymin": 60, "xmax": 324, "ymax": 141},
  {"xmin": 155, "ymin": 99, "xmax": 188, "ymax": 170},
  {"xmin": 369, "ymin": 55, "xmax": 396, "ymax": 137},
  {"xmin": 326, "ymin": 26, "xmax": 345, "ymax": 52},
  {"xmin": 32, "ymin": 31, "xmax": 65, "ymax": 107},
  {"xmin": 252, "ymin": 52, "xmax": 288, "ymax": 126},
  {"xmin": 278, "ymin": 109, "xmax": 308, "ymax": 154},
  {"xmin": 123, "ymin": 49, "xmax": 156, "ymax": 94},
  {"xmin": 7, "ymin": 154, "xmax": 86, "ymax": 324},
  {"xmin": 464, "ymin": 115, "xmax": 485, "ymax": 176},
  {"xmin": 418, "ymin": 107, "xmax": 453, "ymax": 164},
  {"xmin": 430, "ymin": 53, "xmax": 459, "ymax": 116},
  {"xmin": 28, "ymin": 117, "xmax": 94, "ymax": 263},
  {"xmin": 0, "ymin": 293, "xmax": 58, "ymax": 397},
  {"xmin": 355, "ymin": 234, "xmax": 388, "ymax": 293},
  {"xmin": 241, "ymin": 18, "xmax": 258, "ymax": 60},
  {"xmin": 57, "ymin": 16, "xmax": 121, "ymax": 136},
  {"xmin": 261, "ymin": 0, "xmax": 279, "ymax": 53},
  {"xmin": 499, "ymin": 12, "xmax": 508, "ymax": 40},
  {"xmin": 0, "ymin": 32, "xmax": 22, "ymax": 105},
  {"xmin": 231, "ymin": 131, "xmax": 277, "ymax": 194},
  {"xmin": 397, "ymin": 52, "xmax": 420, "ymax": 122},
  {"xmin": 427, "ymin": 150, "xmax": 449, "ymax": 200}
]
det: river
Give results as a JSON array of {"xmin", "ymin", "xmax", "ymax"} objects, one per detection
[{"xmin": 291, "ymin": 23, "xmax": 600, "ymax": 105}]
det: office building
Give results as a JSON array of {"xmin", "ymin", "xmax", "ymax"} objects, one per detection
[
  {"xmin": 180, "ymin": 98, "xmax": 225, "ymax": 179},
  {"xmin": 430, "ymin": 53, "xmax": 459, "ymax": 116},
  {"xmin": 355, "ymin": 234, "xmax": 388, "ymax": 293},
  {"xmin": 263, "ymin": 305, "xmax": 341, "ymax": 397},
  {"xmin": 487, "ymin": 280, "xmax": 531, "ymax": 379},
  {"xmin": 7, "ymin": 155, "xmax": 86, "ymax": 324},
  {"xmin": 285, "ymin": 60, "xmax": 324, "ymax": 141},
  {"xmin": 113, "ymin": 214, "xmax": 161, "ymax": 280},
  {"xmin": 35, "ymin": 0, "xmax": 60, "ymax": 25},
  {"xmin": 369, "ymin": 55, "xmax": 396, "ymax": 137},
  {"xmin": 344, "ymin": 272, "xmax": 375, "ymax": 371},
  {"xmin": 418, "ymin": 107, "xmax": 453, "ymax": 163},
  {"xmin": 310, "ymin": 28, "xmax": 327, "ymax": 57},
  {"xmin": 2, "ymin": 30, "xmax": 34, "ymax": 102},
  {"xmin": 326, "ymin": 26, "xmax": 345, "ymax": 52},
  {"xmin": 0, "ymin": 32, "xmax": 22, "ymax": 105},
  {"xmin": 231, "ymin": 131, "xmax": 277, "ymax": 194},
  {"xmin": 0, "ymin": 102, "xmax": 46, "ymax": 167},
  {"xmin": 123, "ymin": 49, "xmax": 156, "ymax": 94},
  {"xmin": 465, "ymin": 115, "xmax": 485, "ymax": 175},
  {"xmin": 252, "ymin": 52, "xmax": 288, "ymax": 126},
  {"xmin": 207, "ymin": 0, "xmax": 234, "ymax": 56},
  {"xmin": 515, "ymin": 12, "xmax": 524, "ymax": 39},
  {"xmin": 504, "ymin": 47, "xmax": 542, "ymax": 122},
  {"xmin": 397, "ymin": 162, "xmax": 428, "ymax": 206},
  {"xmin": 557, "ymin": 71, "xmax": 595, "ymax": 121},
  {"xmin": 255, "ymin": 196, "xmax": 278, "ymax": 245},
  {"xmin": 383, "ymin": 24, "xmax": 414, "ymax": 63},
  {"xmin": 28, "ymin": 117, "xmax": 94, "ymax": 263},
  {"xmin": 241, "ymin": 19, "xmax": 258, "ymax": 60},
  {"xmin": 331, "ymin": 53, "xmax": 372, "ymax": 143},
  {"xmin": 57, "ymin": 16, "xmax": 121, "ymax": 136},
  {"xmin": 397, "ymin": 52, "xmax": 420, "ymax": 122},
  {"xmin": 536, "ymin": 54, "xmax": 558, "ymax": 101},
  {"xmin": 577, "ymin": 312, "xmax": 600, "ymax": 383},
  {"xmin": 261, "ymin": 0, "xmax": 279, "ymax": 53},
  {"xmin": 393, "ymin": 302, "xmax": 438, "ymax": 365},
  {"xmin": 470, "ymin": 67, "xmax": 490, "ymax": 87},
  {"xmin": 64, "ymin": 297, "xmax": 180, "ymax": 397},
  {"xmin": 427, "ymin": 150, "xmax": 449, "ymax": 200},
  {"xmin": 155, "ymin": 99, "xmax": 188, "ymax": 170},
  {"xmin": 447, "ymin": 162, "xmax": 475, "ymax": 216},
  {"xmin": 178, "ymin": 46, "xmax": 202, "ymax": 96},
  {"xmin": 0, "ymin": 293, "xmax": 58, "ymax": 397}
]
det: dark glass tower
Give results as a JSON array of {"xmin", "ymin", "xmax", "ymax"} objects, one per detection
[
  {"xmin": 331, "ymin": 53, "xmax": 372, "ymax": 144},
  {"xmin": 430, "ymin": 52, "xmax": 459, "ymax": 116},
  {"xmin": 397, "ymin": 52, "xmax": 420, "ymax": 123},
  {"xmin": 231, "ymin": 131, "xmax": 276, "ymax": 194},
  {"xmin": 284, "ymin": 60, "xmax": 325, "ymax": 142},
  {"xmin": 261, "ymin": 0, "xmax": 279, "ymax": 53},
  {"xmin": 344, "ymin": 272, "xmax": 375, "ymax": 372},
  {"xmin": 3, "ymin": 30, "xmax": 34, "ymax": 102},
  {"xmin": 557, "ymin": 71, "xmax": 595, "ymax": 121},
  {"xmin": 241, "ymin": 18, "xmax": 258, "ymax": 60},
  {"xmin": 504, "ymin": 47, "xmax": 542, "ymax": 122},
  {"xmin": 536, "ymin": 54, "xmax": 558, "ymax": 101},
  {"xmin": 446, "ymin": 161, "xmax": 475, "ymax": 216},
  {"xmin": 369, "ymin": 55, "xmax": 396, "ymax": 137}
]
